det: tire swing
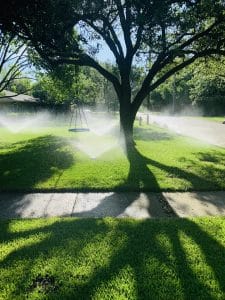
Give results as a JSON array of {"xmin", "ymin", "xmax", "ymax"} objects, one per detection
[{"xmin": 68, "ymin": 99, "xmax": 90, "ymax": 132}]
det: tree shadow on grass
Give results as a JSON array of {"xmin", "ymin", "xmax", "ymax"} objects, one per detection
[
  {"xmin": 0, "ymin": 218, "xmax": 110, "ymax": 298},
  {"xmin": 124, "ymin": 146, "xmax": 224, "ymax": 192},
  {"xmin": 72, "ymin": 218, "xmax": 225, "ymax": 299},
  {"xmin": 0, "ymin": 135, "xmax": 74, "ymax": 191},
  {"xmin": 133, "ymin": 126, "xmax": 174, "ymax": 141},
  {"xmin": 1, "ymin": 218, "xmax": 225, "ymax": 299},
  {"xmin": 196, "ymin": 151, "xmax": 225, "ymax": 168},
  {"xmin": 177, "ymin": 150, "xmax": 225, "ymax": 191}
]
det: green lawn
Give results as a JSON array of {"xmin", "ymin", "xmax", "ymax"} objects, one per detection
[
  {"xmin": 1, "ymin": 217, "xmax": 225, "ymax": 299},
  {"xmin": 196, "ymin": 116, "xmax": 225, "ymax": 123},
  {"xmin": 0, "ymin": 123, "xmax": 225, "ymax": 191}
]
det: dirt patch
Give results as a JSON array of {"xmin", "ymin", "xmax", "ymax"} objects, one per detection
[{"xmin": 28, "ymin": 274, "xmax": 60, "ymax": 294}]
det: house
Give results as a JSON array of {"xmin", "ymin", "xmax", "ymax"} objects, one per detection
[{"xmin": 0, "ymin": 90, "xmax": 39, "ymax": 112}]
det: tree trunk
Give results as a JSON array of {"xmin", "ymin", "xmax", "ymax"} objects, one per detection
[
  {"xmin": 119, "ymin": 102, "xmax": 136, "ymax": 151},
  {"xmin": 147, "ymin": 93, "xmax": 150, "ymax": 111},
  {"xmin": 118, "ymin": 67, "xmax": 136, "ymax": 152}
]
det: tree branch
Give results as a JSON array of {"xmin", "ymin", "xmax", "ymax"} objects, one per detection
[
  {"xmin": 85, "ymin": 19, "xmax": 121, "ymax": 61},
  {"xmin": 103, "ymin": 17, "xmax": 124, "ymax": 58},
  {"xmin": 115, "ymin": 0, "xmax": 133, "ymax": 54},
  {"xmin": 55, "ymin": 54, "xmax": 122, "ymax": 96},
  {"xmin": 178, "ymin": 19, "xmax": 223, "ymax": 51}
]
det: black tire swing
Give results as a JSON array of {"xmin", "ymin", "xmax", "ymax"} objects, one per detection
[{"xmin": 68, "ymin": 99, "xmax": 90, "ymax": 132}]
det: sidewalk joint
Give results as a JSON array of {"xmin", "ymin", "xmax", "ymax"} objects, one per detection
[{"xmin": 71, "ymin": 193, "xmax": 78, "ymax": 216}]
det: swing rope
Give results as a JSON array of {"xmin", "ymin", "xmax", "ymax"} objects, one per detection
[{"xmin": 68, "ymin": 99, "xmax": 90, "ymax": 132}]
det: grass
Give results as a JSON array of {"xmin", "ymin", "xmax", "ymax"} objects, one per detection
[
  {"xmin": 195, "ymin": 116, "xmax": 225, "ymax": 123},
  {"xmin": 203, "ymin": 117, "xmax": 225, "ymax": 123},
  {"xmin": 0, "ymin": 123, "xmax": 225, "ymax": 192},
  {"xmin": 1, "ymin": 217, "xmax": 225, "ymax": 299}
]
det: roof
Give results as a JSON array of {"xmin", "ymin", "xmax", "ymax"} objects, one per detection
[{"xmin": 0, "ymin": 90, "xmax": 38, "ymax": 104}]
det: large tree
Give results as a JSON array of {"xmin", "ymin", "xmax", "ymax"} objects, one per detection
[{"xmin": 1, "ymin": 0, "xmax": 225, "ymax": 147}]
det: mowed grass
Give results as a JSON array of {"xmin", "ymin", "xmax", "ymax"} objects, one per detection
[
  {"xmin": 1, "ymin": 217, "xmax": 225, "ymax": 299},
  {"xmin": 0, "ymin": 123, "xmax": 225, "ymax": 191},
  {"xmin": 195, "ymin": 116, "xmax": 225, "ymax": 123},
  {"xmin": 203, "ymin": 117, "xmax": 225, "ymax": 123}
]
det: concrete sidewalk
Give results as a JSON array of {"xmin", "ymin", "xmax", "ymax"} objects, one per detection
[{"xmin": 0, "ymin": 191, "xmax": 225, "ymax": 219}]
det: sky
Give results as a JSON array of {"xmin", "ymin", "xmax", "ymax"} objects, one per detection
[{"xmin": 96, "ymin": 45, "xmax": 115, "ymax": 63}]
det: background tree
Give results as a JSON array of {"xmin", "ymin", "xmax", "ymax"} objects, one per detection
[
  {"xmin": 148, "ymin": 68, "xmax": 191, "ymax": 113},
  {"xmin": 8, "ymin": 78, "xmax": 33, "ymax": 95},
  {"xmin": 1, "ymin": 0, "xmax": 225, "ymax": 148},
  {"xmin": 32, "ymin": 65, "xmax": 79, "ymax": 106},
  {"xmin": 148, "ymin": 58, "xmax": 225, "ymax": 116},
  {"xmin": 0, "ymin": 33, "xmax": 30, "ymax": 96},
  {"xmin": 32, "ymin": 66, "xmax": 109, "ymax": 107},
  {"xmin": 188, "ymin": 58, "xmax": 225, "ymax": 115}
]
